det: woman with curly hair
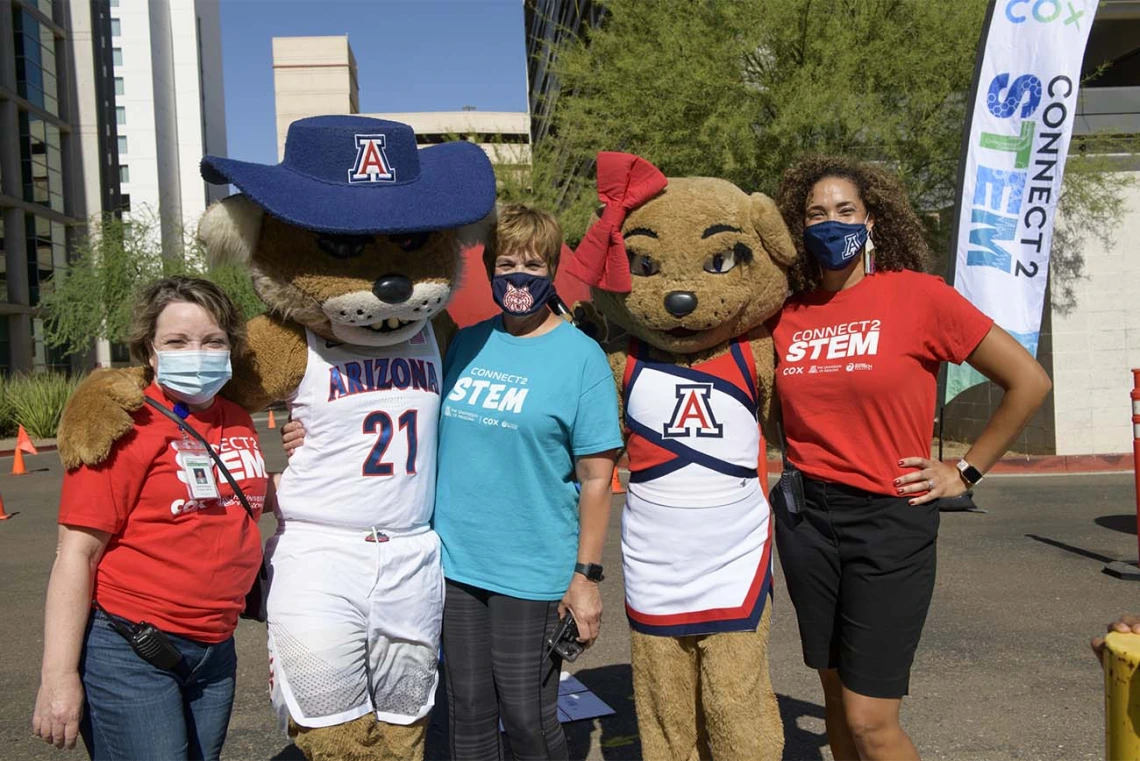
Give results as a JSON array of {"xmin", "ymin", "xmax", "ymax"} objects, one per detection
[{"xmin": 769, "ymin": 156, "xmax": 1050, "ymax": 760}]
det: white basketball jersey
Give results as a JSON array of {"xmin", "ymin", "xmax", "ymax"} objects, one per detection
[{"xmin": 276, "ymin": 327, "xmax": 442, "ymax": 530}]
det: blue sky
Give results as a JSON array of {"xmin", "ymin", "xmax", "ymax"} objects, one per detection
[{"xmin": 219, "ymin": 0, "xmax": 528, "ymax": 166}]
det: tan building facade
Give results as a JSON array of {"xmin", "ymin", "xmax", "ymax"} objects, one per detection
[{"xmin": 272, "ymin": 35, "xmax": 528, "ymax": 168}]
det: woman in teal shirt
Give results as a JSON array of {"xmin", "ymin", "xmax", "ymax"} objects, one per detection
[{"xmin": 435, "ymin": 205, "xmax": 621, "ymax": 761}]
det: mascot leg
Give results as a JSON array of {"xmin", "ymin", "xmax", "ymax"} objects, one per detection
[
  {"xmin": 696, "ymin": 605, "xmax": 783, "ymax": 761},
  {"xmin": 289, "ymin": 716, "xmax": 426, "ymax": 761},
  {"xmin": 630, "ymin": 629, "xmax": 709, "ymax": 761}
]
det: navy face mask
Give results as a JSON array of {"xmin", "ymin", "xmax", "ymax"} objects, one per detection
[
  {"xmin": 803, "ymin": 220, "xmax": 870, "ymax": 271},
  {"xmin": 491, "ymin": 272, "xmax": 555, "ymax": 317}
]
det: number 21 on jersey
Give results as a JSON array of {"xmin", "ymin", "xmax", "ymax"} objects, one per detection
[{"xmin": 362, "ymin": 409, "xmax": 418, "ymax": 477}]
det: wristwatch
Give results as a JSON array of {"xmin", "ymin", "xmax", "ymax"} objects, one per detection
[
  {"xmin": 956, "ymin": 459, "xmax": 984, "ymax": 488},
  {"xmin": 574, "ymin": 562, "xmax": 605, "ymax": 582}
]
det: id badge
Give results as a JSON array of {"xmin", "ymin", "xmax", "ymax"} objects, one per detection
[{"xmin": 173, "ymin": 441, "xmax": 221, "ymax": 500}]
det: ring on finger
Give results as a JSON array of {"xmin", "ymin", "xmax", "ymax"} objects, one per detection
[{"xmin": 927, "ymin": 479, "xmax": 936, "ymax": 491}]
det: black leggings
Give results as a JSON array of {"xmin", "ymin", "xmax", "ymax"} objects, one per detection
[{"xmin": 441, "ymin": 579, "xmax": 567, "ymax": 761}]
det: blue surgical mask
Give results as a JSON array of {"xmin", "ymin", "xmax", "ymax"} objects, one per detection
[
  {"xmin": 804, "ymin": 220, "xmax": 870, "ymax": 271},
  {"xmin": 491, "ymin": 272, "xmax": 555, "ymax": 317},
  {"xmin": 155, "ymin": 350, "xmax": 232, "ymax": 406}
]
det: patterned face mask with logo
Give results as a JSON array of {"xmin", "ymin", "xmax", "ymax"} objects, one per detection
[
  {"xmin": 803, "ymin": 219, "xmax": 873, "ymax": 271},
  {"xmin": 156, "ymin": 350, "xmax": 233, "ymax": 406},
  {"xmin": 490, "ymin": 272, "xmax": 555, "ymax": 317}
]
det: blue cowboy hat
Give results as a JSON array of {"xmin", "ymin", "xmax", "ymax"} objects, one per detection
[{"xmin": 200, "ymin": 115, "xmax": 496, "ymax": 234}]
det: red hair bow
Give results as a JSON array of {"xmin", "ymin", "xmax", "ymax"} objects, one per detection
[{"xmin": 566, "ymin": 152, "xmax": 667, "ymax": 293}]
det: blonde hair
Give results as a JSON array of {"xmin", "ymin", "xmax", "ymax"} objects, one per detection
[
  {"xmin": 127, "ymin": 276, "xmax": 247, "ymax": 363},
  {"xmin": 483, "ymin": 204, "xmax": 563, "ymax": 278}
]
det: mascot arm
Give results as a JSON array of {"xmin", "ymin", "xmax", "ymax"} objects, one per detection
[
  {"xmin": 607, "ymin": 349, "xmax": 628, "ymax": 435},
  {"xmin": 224, "ymin": 315, "xmax": 308, "ymax": 413},
  {"xmin": 57, "ymin": 366, "xmax": 151, "ymax": 470},
  {"xmin": 431, "ymin": 311, "xmax": 458, "ymax": 359},
  {"xmin": 747, "ymin": 327, "xmax": 781, "ymax": 448}
]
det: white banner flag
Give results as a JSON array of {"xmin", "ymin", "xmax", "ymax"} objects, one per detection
[{"xmin": 945, "ymin": 0, "xmax": 1097, "ymax": 401}]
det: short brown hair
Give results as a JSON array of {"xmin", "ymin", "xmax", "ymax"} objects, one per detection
[
  {"xmin": 127, "ymin": 276, "xmax": 247, "ymax": 363},
  {"xmin": 483, "ymin": 204, "xmax": 563, "ymax": 279},
  {"xmin": 776, "ymin": 156, "xmax": 932, "ymax": 295}
]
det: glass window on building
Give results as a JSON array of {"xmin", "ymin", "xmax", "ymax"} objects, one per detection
[
  {"xmin": 33, "ymin": 318, "xmax": 70, "ymax": 373},
  {"xmin": 25, "ymin": 215, "xmax": 65, "ymax": 307},
  {"xmin": 18, "ymin": 113, "xmax": 65, "ymax": 212},
  {"xmin": 110, "ymin": 18, "xmax": 120, "ymax": 36},
  {"xmin": 117, "ymin": 135, "xmax": 127, "ymax": 155},
  {"xmin": 0, "ymin": 216, "xmax": 6, "ymax": 303},
  {"xmin": 116, "ymin": 106, "xmax": 125, "ymax": 125},
  {"xmin": 112, "ymin": 47, "xmax": 122, "ymax": 67},
  {"xmin": 119, "ymin": 194, "xmax": 131, "ymax": 212},
  {"xmin": 114, "ymin": 76, "xmax": 124, "ymax": 95},
  {"xmin": 119, "ymin": 165, "xmax": 129, "ymax": 183},
  {"xmin": 0, "ymin": 319, "xmax": 10, "ymax": 375},
  {"xmin": 13, "ymin": 10, "xmax": 61, "ymax": 116}
]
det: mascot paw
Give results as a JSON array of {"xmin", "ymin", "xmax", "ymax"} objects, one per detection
[
  {"xmin": 571, "ymin": 301, "xmax": 609, "ymax": 344},
  {"xmin": 57, "ymin": 367, "xmax": 150, "ymax": 470}
]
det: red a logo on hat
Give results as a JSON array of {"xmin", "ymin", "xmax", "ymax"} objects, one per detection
[{"xmin": 348, "ymin": 134, "xmax": 396, "ymax": 184}]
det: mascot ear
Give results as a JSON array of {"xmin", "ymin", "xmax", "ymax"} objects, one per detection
[
  {"xmin": 197, "ymin": 194, "xmax": 264, "ymax": 267},
  {"xmin": 456, "ymin": 206, "xmax": 498, "ymax": 259},
  {"xmin": 749, "ymin": 192, "xmax": 797, "ymax": 268}
]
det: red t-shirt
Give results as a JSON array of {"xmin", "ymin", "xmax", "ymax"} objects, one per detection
[
  {"xmin": 771, "ymin": 270, "xmax": 993, "ymax": 495},
  {"xmin": 59, "ymin": 383, "xmax": 267, "ymax": 643}
]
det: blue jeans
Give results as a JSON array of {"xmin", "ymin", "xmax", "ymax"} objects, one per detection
[{"xmin": 79, "ymin": 609, "xmax": 238, "ymax": 761}]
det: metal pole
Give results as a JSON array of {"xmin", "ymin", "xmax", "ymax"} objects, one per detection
[
  {"xmin": 1132, "ymin": 369, "xmax": 1140, "ymax": 566},
  {"xmin": 1104, "ymin": 370, "xmax": 1140, "ymax": 579}
]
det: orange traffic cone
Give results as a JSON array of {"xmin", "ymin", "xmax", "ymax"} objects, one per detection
[
  {"xmin": 11, "ymin": 425, "xmax": 37, "ymax": 476},
  {"xmin": 610, "ymin": 465, "xmax": 625, "ymax": 494},
  {"xmin": 267, "ymin": 409, "xmax": 277, "ymax": 429},
  {"xmin": 0, "ymin": 490, "xmax": 11, "ymax": 520}
]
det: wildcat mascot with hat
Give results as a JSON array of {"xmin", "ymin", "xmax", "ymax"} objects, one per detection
[
  {"xmin": 566, "ymin": 152, "xmax": 794, "ymax": 760},
  {"xmin": 56, "ymin": 116, "xmax": 497, "ymax": 760}
]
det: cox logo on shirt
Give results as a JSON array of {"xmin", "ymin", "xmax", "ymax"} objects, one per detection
[{"xmin": 784, "ymin": 320, "xmax": 881, "ymax": 363}]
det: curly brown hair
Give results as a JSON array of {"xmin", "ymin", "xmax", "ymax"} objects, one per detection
[{"xmin": 776, "ymin": 156, "xmax": 932, "ymax": 295}]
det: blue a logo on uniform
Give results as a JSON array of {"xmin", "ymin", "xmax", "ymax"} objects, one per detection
[
  {"xmin": 348, "ymin": 134, "xmax": 397, "ymax": 184},
  {"xmin": 663, "ymin": 383, "xmax": 723, "ymax": 439}
]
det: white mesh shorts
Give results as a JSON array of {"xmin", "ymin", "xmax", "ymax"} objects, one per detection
[{"xmin": 265, "ymin": 522, "xmax": 443, "ymax": 729}]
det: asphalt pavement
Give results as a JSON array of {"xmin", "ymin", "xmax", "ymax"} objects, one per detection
[{"xmin": 0, "ymin": 420, "xmax": 1135, "ymax": 760}]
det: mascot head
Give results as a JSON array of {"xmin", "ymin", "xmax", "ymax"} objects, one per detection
[
  {"xmin": 566, "ymin": 152, "xmax": 796, "ymax": 355},
  {"xmin": 195, "ymin": 115, "xmax": 496, "ymax": 346}
]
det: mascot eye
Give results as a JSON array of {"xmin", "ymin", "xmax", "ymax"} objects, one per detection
[
  {"xmin": 703, "ymin": 250, "xmax": 737, "ymax": 274},
  {"xmin": 389, "ymin": 232, "xmax": 432, "ymax": 252},
  {"xmin": 629, "ymin": 253, "xmax": 660, "ymax": 277},
  {"xmin": 317, "ymin": 234, "xmax": 371, "ymax": 259}
]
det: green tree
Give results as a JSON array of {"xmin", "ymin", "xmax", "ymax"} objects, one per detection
[
  {"xmin": 528, "ymin": 0, "xmax": 1132, "ymax": 312},
  {"xmin": 43, "ymin": 210, "xmax": 264, "ymax": 358}
]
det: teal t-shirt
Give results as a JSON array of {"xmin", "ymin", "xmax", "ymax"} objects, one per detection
[{"xmin": 434, "ymin": 316, "xmax": 623, "ymax": 600}]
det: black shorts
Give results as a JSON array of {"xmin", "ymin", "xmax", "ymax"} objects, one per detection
[{"xmin": 773, "ymin": 472, "xmax": 939, "ymax": 699}]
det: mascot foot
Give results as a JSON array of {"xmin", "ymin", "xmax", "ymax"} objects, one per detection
[{"xmin": 290, "ymin": 715, "xmax": 426, "ymax": 761}]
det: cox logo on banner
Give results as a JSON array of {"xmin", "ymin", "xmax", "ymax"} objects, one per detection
[
  {"xmin": 1004, "ymin": 0, "xmax": 1086, "ymax": 28},
  {"xmin": 965, "ymin": 68, "xmax": 1075, "ymax": 279}
]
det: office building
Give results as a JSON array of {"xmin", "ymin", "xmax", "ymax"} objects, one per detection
[
  {"xmin": 109, "ymin": 0, "xmax": 227, "ymax": 253},
  {"xmin": 1, "ymin": 0, "xmax": 120, "ymax": 373},
  {"xmin": 272, "ymin": 35, "xmax": 530, "ymax": 169}
]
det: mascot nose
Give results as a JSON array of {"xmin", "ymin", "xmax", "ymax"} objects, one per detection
[
  {"xmin": 664, "ymin": 291, "xmax": 698, "ymax": 318},
  {"xmin": 373, "ymin": 274, "xmax": 414, "ymax": 304}
]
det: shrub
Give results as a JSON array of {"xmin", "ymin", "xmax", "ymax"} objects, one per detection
[{"xmin": 5, "ymin": 373, "xmax": 86, "ymax": 440}]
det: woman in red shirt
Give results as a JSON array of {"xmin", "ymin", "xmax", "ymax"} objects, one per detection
[
  {"xmin": 770, "ymin": 157, "xmax": 1051, "ymax": 761},
  {"xmin": 32, "ymin": 277, "xmax": 270, "ymax": 761}
]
